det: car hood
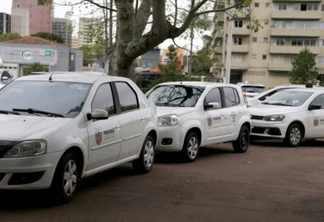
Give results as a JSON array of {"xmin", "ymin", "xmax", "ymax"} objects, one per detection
[
  {"xmin": 156, "ymin": 106, "xmax": 196, "ymax": 117},
  {"xmin": 0, "ymin": 115, "xmax": 72, "ymax": 141},
  {"xmin": 249, "ymin": 104, "xmax": 300, "ymax": 116}
]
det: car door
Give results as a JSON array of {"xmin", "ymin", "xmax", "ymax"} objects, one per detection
[
  {"xmin": 114, "ymin": 81, "xmax": 146, "ymax": 160},
  {"xmin": 86, "ymin": 83, "xmax": 122, "ymax": 172},
  {"xmin": 307, "ymin": 93, "xmax": 324, "ymax": 138},
  {"xmin": 222, "ymin": 87, "xmax": 241, "ymax": 137},
  {"xmin": 204, "ymin": 87, "xmax": 228, "ymax": 142}
]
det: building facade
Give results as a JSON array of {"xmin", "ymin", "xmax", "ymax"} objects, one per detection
[
  {"xmin": 0, "ymin": 13, "xmax": 11, "ymax": 35},
  {"xmin": 0, "ymin": 37, "xmax": 83, "ymax": 77},
  {"xmin": 78, "ymin": 17, "xmax": 102, "ymax": 47},
  {"xmin": 11, "ymin": 0, "xmax": 52, "ymax": 36},
  {"xmin": 212, "ymin": 0, "xmax": 324, "ymax": 88},
  {"xmin": 52, "ymin": 18, "xmax": 72, "ymax": 47}
]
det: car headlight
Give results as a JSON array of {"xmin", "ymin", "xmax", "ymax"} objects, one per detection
[
  {"xmin": 264, "ymin": 114, "xmax": 285, "ymax": 121},
  {"xmin": 4, "ymin": 140, "xmax": 47, "ymax": 158},
  {"xmin": 159, "ymin": 114, "xmax": 180, "ymax": 126}
]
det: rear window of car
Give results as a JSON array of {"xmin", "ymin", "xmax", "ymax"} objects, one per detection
[{"xmin": 241, "ymin": 85, "xmax": 265, "ymax": 93}]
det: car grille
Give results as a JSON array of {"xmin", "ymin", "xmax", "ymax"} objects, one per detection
[
  {"xmin": 252, "ymin": 127, "xmax": 266, "ymax": 134},
  {"xmin": 251, "ymin": 115, "xmax": 264, "ymax": 120},
  {"xmin": 0, "ymin": 141, "xmax": 20, "ymax": 158}
]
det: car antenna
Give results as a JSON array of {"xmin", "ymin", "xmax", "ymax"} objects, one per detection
[{"xmin": 49, "ymin": 62, "xmax": 55, "ymax": 81}]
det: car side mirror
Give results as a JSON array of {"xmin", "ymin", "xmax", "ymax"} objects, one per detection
[
  {"xmin": 87, "ymin": 109, "xmax": 109, "ymax": 120},
  {"xmin": 204, "ymin": 102, "xmax": 220, "ymax": 110},
  {"xmin": 308, "ymin": 104, "xmax": 321, "ymax": 111}
]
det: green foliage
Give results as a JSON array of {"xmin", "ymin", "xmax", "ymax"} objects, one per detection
[
  {"xmin": 158, "ymin": 45, "xmax": 182, "ymax": 75},
  {"xmin": 191, "ymin": 47, "xmax": 213, "ymax": 76},
  {"xmin": 78, "ymin": 43, "xmax": 104, "ymax": 66},
  {"xmin": 23, "ymin": 63, "xmax": 49, "ymax": 75},
  {"xmin": 31, "ymin": 32, "xmax": 65, "ymax": 44},
  {"xmin": 289, "ymin": 48, "xmax": 319, "ymax": 85},
  {"xmin": 0, "ymin": 33, "xmax": 22, "ymax": 42},
  {"xmin": 38, "ymin": 0, "xmax": 52, "ymax": 5}
]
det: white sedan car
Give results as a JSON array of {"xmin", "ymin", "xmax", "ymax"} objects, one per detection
[
  {"xmin": 249, "ymin": 88, "xmax": 324, "ymax": 146},
  {"xmin": 0, "ymin": 73, "xmax": 158, "ymax": 203},
  {"xmin": 146, "ymin": 81, "xmax": 251, "ymax": 162}
]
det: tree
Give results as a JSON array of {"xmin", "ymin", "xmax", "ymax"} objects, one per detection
[
  {"xmin": 191, "ymin": 46, "xmax": 213, "ymax": 76},
  {"xmin": 289, "ymin": 48, "xmax": 319, "ymax": 85},
  {"xmin": 0, "ymin": 33, "xmax": 22, "ymax": 42},
  {"xmin": 31, "ymin": 32, "xmax": 65, "ymax": 44},
  {"xmin": 23, "ymin": 63, "xmax": 49, "ymax": 75},
  {"xmin": 158, "ymin": 45, "xmax": 182, "ymax": 75},
  {"xmin": 58, "ymin": 0, "xmax": 252, "ymax": 78}
]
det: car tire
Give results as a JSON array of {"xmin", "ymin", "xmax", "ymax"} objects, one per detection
[
  {"xmin": 132, "ymin": 135, "xmax": 155, "ymax": 174},
  {"xmin": 181, "ymin": 132, "xmax": 199, "ymax": 162},
  {"xmin": 50, "ymin": 152, "xmax": 79, "ymax": 204},
  {"xmin": 232, "ymin": 125, "xmax": 250, "ymax": 153},
  {"xmin": 284, "ymin": 123, "xmax": 303, "ymax": 147}
]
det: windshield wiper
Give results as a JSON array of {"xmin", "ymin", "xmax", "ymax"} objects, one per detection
[
  {"xmin": 262, "ymin": 102, "xmax": 291, "ymax": 106},
  {"xmin": 12, "ymin": 108, "xmax": 65, "ymax": 118},
  {"xmin": 0, "ymin": 110, "xmax": 21, "ymax": 115}
]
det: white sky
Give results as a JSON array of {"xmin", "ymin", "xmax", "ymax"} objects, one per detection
[{"xmin": 0, "ymin": 1, "xmax": 201, "ymax": 50}]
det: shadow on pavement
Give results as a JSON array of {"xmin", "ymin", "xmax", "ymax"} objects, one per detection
[{"xmin": 251, "ymin": 139, "xmax": 324, "ymax": 148}]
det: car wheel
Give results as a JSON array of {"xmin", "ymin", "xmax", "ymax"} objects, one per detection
[
  {"xmin": 232, "ymin": 125, "xmax": 250, "ymax": 153},
  {"xmin": 284, "ymin": 123, "xmax": 303, "ymax": 147},
  {"xmin": 132, "ymin": 135, "xmax": 155, "ymax": 174},
  {"xmin": 181, "ymin": 132, "xmax": 199, "ymax": 162},
  {"xmin": 50, "ymin": 152, "xmax": 79, "ymax": 203}
]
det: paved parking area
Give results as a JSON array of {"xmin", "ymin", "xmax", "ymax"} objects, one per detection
[{"xmin": 1, "ymin": 140, "xmax": 324, "ymax": 222}]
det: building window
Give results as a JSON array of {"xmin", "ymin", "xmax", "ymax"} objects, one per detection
[
  {"xmin": 233, "ymin": 37, "xmax": 243, "ymax": 45},
  {"xmin": 275, "ymin": 38, "xmax": 285, "ymax": 46},
  {"xmin": 264, "ymin": 20, "xmax": 269, "ymax": 25},
  {"xmin": 262, "ymin": 55, "xmax": 267, "ymax": 60},
  {"xmin": 290, "ymin": 56, "xmax": 297, "ymax": 63},
  {"xmin": 291, "ymin": 38, "xmax": 316, "ymax": 47},
  {"xmin": 318, "ymin": 56, "xmax": 324, "ymax": 64},
  {"xmin": 234, "ymin": 20, "xmax": 243, "ymax": 28},
  {"xmin": 322, "ymin": 4, "xmax": 324, "ymax": 11},
  {"xmin": 254, "ymin": 3, "xmax": 259, "ymax": 7},
  {"xmin": 264, "ymin": 37, "xmax": 269, "ymax": 43},
  {"xmin": 273, "ymin": 55, "xmax": 285, "ymax": 64},
  {"xmin": 320, "ymin": 22, "xmax": 324, "ymax": 29},
  {"xmin": 266, "ymin": 3, "xmax": 270, "ymax": 8},
  {"xmin": 231, "ymin": 54, "xmax": 242, "ymax": 62},
  {"xmin": 278, "ymin": 3, "xmax": 287, "ymax": 10},
  {"xmin": 251, "ymin": 54, "xmax": 257, "ymax": 59},
  {"xmin": 252, "ymin": 37, "xmax": 257, "ymax": 42},
  {"xmin": 319, "ymin": 39, "xmax": 324, "ymax": 47}
]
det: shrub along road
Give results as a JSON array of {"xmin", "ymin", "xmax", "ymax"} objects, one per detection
[{"xmin": 1, "ymin": 140, "xmax": 324, "ymax": 222}]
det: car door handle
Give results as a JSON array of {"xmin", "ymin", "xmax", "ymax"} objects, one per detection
[
  {"xmin": 141, "ymin": 117, "xmax": 146, "ymax": 122},
  {"xmin": 115, "ymin": 124, "xmax": 121, "ymax": 130}
]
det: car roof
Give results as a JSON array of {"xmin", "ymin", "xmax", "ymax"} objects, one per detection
[
  {"xmin": 282, "ymin": 87, "xmax": 324, "ymax": 93},
  {"xmin": 13, "ymin": 72, "xmax": 129, "ymax": 84},
  {"xmin": 237, "ymin": 82, "xmax": 264, "ymax": 87},
  {"xmin": 157, "ymin": 81, "xmax": 238, "ymax": 88}
]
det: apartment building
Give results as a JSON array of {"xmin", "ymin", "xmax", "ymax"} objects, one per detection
[
  {"xmin": 78, "ymin": 17, "xmax": 103, "ymax": 47},
  {"xmin": 0, "ymin": 13, "xmax": 11, "ymax": 35},
  {"xmin": 212, "ymin": 0, "xmax": 324, "ymax": 88},
  {"xmin": 52, "ymin": 18, "xmax": 73, "ymax": 47},
  {"xmin": 11, "ymin": 0, "xmax": 52, "ymax": 36}
]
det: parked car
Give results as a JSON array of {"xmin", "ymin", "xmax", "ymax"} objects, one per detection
[
  {"xmin": 247, "ymin": 84, "xmax": 323, "ymax": 107},
  {"xmin": 0, "ymin": 72, "xmax": 158, "ymax": 203},
  {"xmin": 0, "ymin": 69, "xmax": 13, "ymax": 89},
  {"xmin": 249, "ymin": 88, "xmax": 324, "ymax": 146},
  {"xmin": 146, "ymin": 81, "xmax": 251, "ymax": 162},
  {"xmin": 237, "ymin": 83, "xmax": 266, "ymax": 98}
]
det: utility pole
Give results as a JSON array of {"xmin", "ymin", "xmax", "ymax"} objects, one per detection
[{"xmin": 225, "ymin": 0, "xmax": 234, "ymax": 83}]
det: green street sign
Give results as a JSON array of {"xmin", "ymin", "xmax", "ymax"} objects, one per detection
[{"xmin": 45, "ymin": 50, "xmax": 52, "ymax": 56}]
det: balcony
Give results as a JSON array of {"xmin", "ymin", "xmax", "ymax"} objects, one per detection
[
  {"xmin": 269, "ymin": 63, "xmax": 292, "ymax": 71},
  {"xmin": 270, "ymin": 46, "xmax": 319, "ymax": 54},
  {"xmin": 231, "ymin": 45, "xmax": 249, "ymax": 53},
  {"xmin": 270, "ymin": 28, "xmax": 320, "ymax": 37},
  {"xmin": 231, "ymin": 62, "xmax": 248, "ymax": 70},
  {"xmin": 230, "ymin": 28, "xmax": 251, "ymax": 36},
  {"xmin": 272, "ymin": 11, "xmax": 322, "ymax": 20}
]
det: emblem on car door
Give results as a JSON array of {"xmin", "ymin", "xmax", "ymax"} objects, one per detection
[
  {"xmin": 207, "ymin": 117, "xmax": 212, "ymax": 126},
  {"xmin": 95, "ymin": 131, "xmax": 102, "ymax": 145},
  {"xmin": 231, "ymin": 112, "xmax": 237, "ymax": 121},
  {"xmin": 314, "ymin": 118, "xmax": 319, "ymax": 127}
]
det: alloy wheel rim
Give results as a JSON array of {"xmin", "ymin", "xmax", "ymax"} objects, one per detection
[
  {"xmin": 188, "ymin": 137, "xmax": 198, "ymax": 159},
  {"xmin": 144, "ymin": 140, "xmax": 154, "ymax": 168},
  {"xmin": 63, "ymin": 160, "xmax": 77, "ymax": 196},
  {"xmin": 241, "ymin": 130, "xmax": 247, "ymax": 146},
  {"xmin": 290, "ymin": 127, "xmax": 301, "ymax": 145}
]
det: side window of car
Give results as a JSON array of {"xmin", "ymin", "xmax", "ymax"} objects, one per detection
[
  {"xmin": 115, "ymin": 82, "xmax": 139, "ymax": 112},
  {"xmin": 205, "ymin": 87, "xmax": 222, "ymax": 107},
  {"xmin": 310, "ymin": 94, "xmax": 324, "ymax": 109},
  {"xmin": 92, "ymin": 83, "xmax": 116, "ymax": 115},
  {"xmin": 223, "ymin": 87, "xmax": 240, "ymax": 107}
]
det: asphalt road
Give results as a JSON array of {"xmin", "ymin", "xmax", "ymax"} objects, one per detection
[{"xmin": 1, "ymin": 140, "xmax": 324, "ymax": 222}]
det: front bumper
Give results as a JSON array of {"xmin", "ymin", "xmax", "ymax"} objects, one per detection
[
  {"xmin": 251, "ymin": 120, "xmax": 287, "ymax": 139},
  {"xmin": 156, "ymin": 125, "xmax": 187, "ymax": 152},
  {"xmin": 0, "ymin": 152, "xmax": 62, "ymax": 190}
]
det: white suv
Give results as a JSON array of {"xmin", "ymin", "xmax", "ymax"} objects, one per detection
[
  {"xmin": 0, "ymin": 73, "xmax": 158, "ymax": 203},
  {"xmin": 146, "ymin": 81, "xmax": 251, "ymax": 162}
]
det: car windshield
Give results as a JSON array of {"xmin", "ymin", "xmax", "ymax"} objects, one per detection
[
  {"xmin": 0, "ymin": 81, "xmax": 92, "ymax": 118},
  {"xmin": 241, "ymin": 86, "xmax": 265, "ymax": 93},
  {"xmin": 147, "ymin": 85, "xmax": 205, "ymax": 107},
  {"xmin": 262, "ymin": 90, "xmax": 313, "ymax": 107}
]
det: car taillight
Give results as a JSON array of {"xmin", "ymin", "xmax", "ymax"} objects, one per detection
[{"xmin": 242, "ymin": 90, "xmax": 247, "ymax": 104}]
